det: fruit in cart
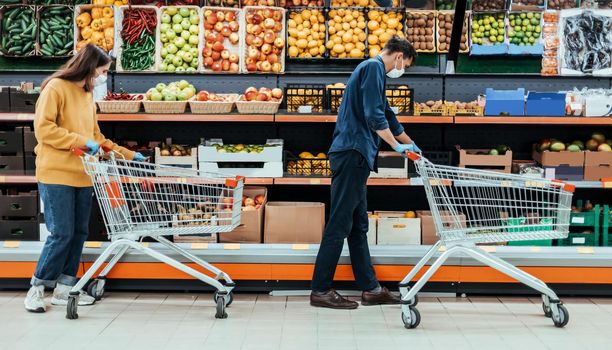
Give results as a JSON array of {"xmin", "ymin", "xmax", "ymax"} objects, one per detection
[
  {"xmin": 202, "ymin": 9, "xmax": 240, "ymax": 73},
  {"xmin": 437, "ymin": 12, "xmax": 468, "ymax": 52},
  {"xmin": 326, "ymin": 9, "xmax": 367, "ymax": 59},
  {"xmin": 287, "ymin": 9, "xmax": 326, "ymax": 59},
  {"xmin": 508, "ymin": 13, "xmax": 542, "ymax": 46},
  {"xmin": 160, "ymin": 7, "xmax": 199, "ymax": 72},
  {"xmin": 367, "ymin": 10, "xmax": 404, "ymax": 58},
  {"xmin": 471, "ymin": 13, "xmax": 506, "ymax": 46},
  {"xmin": 406, "ymin": 12, "xmax": 435, "ymax": 52},
  {"xmin": 244, "ymin": 8, "xmax": 285, "ymax": 72}
]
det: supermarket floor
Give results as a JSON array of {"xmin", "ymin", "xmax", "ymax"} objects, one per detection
[{"xmin": 1, "ymin": 292, "xmax": 612, "ymax": 350}]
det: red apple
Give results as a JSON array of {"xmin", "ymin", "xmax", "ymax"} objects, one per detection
[
  {"xmin": 197, "ymin": 91, "xmax": 209, "ymax": 101},
  {"xmin": 204, "ymin": 10, "xmax": 213, "ymax": 18},
  {"xmin": 230, "ymin": 63, "xmax": 239, "ymax": 72},
  {"xmin": 229, "ymin": 21, "xmax": 239, "ymax": 32},
  {"xmin": 216, "ymin": 11, "xmax": 225, "ymax": 22},
  {"xmin": 204, "ymin": 22, "xmax": 214, "ymax": 30},
  {"xmin": 222, "ymin": 59, "xmax": 230, "ymax": 71},
  {"xmin": 221, "ymin": 49, "xmax": 230, "ymax": 59},
  {"xmin": 245, "ymin": 89, "xmax": 257, "ymax": 99},
  {"xmin": 211, "ymin": 51, "xmax": 221, "ymax": 60},
  {"xmin": 206, "ymin": 33, "xmax": 216, "ymax": 44},
  {"xmin": 260, "ymin": 61, "xmax": 272, "ymax": 72},
  {"xmin": 204, "ymin": 56, "xmax": 214, "ymax": 67},
  {"xmin": 212, "ymin": 62, "xmax": 222, "ymax": 72},
  {"xmin": 256, "ymin": 92, "xmax": 269, "ymax": 101},
  {"xmin": 246, "ymin": 57, "xmax": 257, "ymax": 65},
  {"xmin": 272, "ymin": 46, "xmax": 282, "ymax": 55},
  {"xmin": 272, "ymin": 10, "xmax": 282, "ymax": 21},
  {"xmin": 274, "ymin": 37, "xmax": 284, "ymax": 48},
  {"xmin": 273, "ymin": 22, "xmax": 283, "ymax": 33},
  {"xmin": 264, "ymin": 30, "xmax": 276, "ymax": 44},
  {"xmin": 206, "ymin": 16, "xmax": 218, "ymax": 26},
  {"xmin": 251, "ymin": 13, "xmax": 263, "ymax": 25},
  {"xmin": 245, "ymin": 198, "xmax": 255, "ymax": 207},
  {"xmin": 247, "ymin": 47, "xmax": 260, "ymax": 59},
  {"xmin": 267, "ymin": 53, "xmax": 278, "ymax": 64},
  {"xmin": 213, "ymin": 41, "xmax": 224, "ymax": 52},
  {"xmin": 226, "ymin": 12, "xmax": 236, "ymax": 22},
  {"xmin": 252, "ymin": 25, "xmax": 262, "ymax": 35},
  {"xmin": 246, "ymin": 34, "xmax": 255, "ymax": 46},
  {"xmin": 214, "ymin": 22, "xmax": 224, "ymax": 33},
  {"xmin": 229, "ymin": 53, "xmax": 239, "ymax": 63},
  {"xmin": 271, "ymin": 88, "xmax": 282, "ymax": 99},
  {"xmin": 229, "ymin": 33, "xmax": 238, "ymax": 45},
  {"xmin": 252, "ymin": 36, "xmax": 263, "ymax": 47},
  {"xmin": 254, "ymin": 194, "xmax": 265, "ymax": 205},
  {"xmin": 263, "ymin": 9, "xmax": 273, "ymax": 19},
  {"xmin": 272, "ymin": 62, "xmax": 282, "ymax": 73},
  {"xmin": 261, "ymin": 43, "xmax": 272, "ymax": 55},
  {"xmin": 203, "ymin": 47, "xmax": 213, "ymax": 57},
  {"xmin": 264, "ymin": 18, "xmax": 275, "ymax": 29},
  {"xmin": 221, "ymin": 26, "xmax": 232, "ymax": 37},
  {"xmin": 215, "ymin": 33, "xmax": 224, "ymax": 43}
]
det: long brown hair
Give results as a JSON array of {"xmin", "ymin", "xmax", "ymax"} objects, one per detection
[{"xmin": 41, "ymin": 44, "xmax": 111, "ymax": 92}]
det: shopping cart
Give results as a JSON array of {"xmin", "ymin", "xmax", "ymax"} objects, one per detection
[
  {"xmin": 65, "ymin": 146, "xmax": 244, "ymax": 320},
  {"xmin": 399, "ymin": 151, "xmax": 573, "ymax": 329}
]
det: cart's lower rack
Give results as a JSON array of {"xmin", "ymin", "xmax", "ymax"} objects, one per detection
[{"xmin": 2, "ymin": 242, "xmax": 612, "ymax": 286}]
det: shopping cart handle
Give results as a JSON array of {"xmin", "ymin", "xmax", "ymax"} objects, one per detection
[
  {"xmin": 71, "ymin": 147, "xmax": 86, "ymax": 157},
  {"xmin": 225, "ymin": 176, "xmax": 246, "ymax": 188},
  {"xmin": 405, "ymin": 151, "xmax": 421, "ymax": 161}
]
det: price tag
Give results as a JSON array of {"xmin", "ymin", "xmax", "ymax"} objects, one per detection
[
  {"xmin": 0, "ymin": 176, "xmax": 5, "ymax": 183},
  {"xmin": 191, "ymin": 243, "xmax": 208, "ymax": 250},
  {"xmin": 141, "ymin": 242, "xmax": 150, "ymax": 248},
  {"xmin": 177, "ymin": 178, "xmax": 187, "ymax": 184},
  {"xmin": 410, "ymin": 178, "xmax": 424, "ymax": 186},
  {"xmin": 572, "ymin": 237, "xmax": 586, "ymax": 244},
  {"xmin": 526, "ymin": 181, "xmax": 545, "ymax": 188},
  {"xmin": 479, "ymin": 245, "xmax": 497, "ymax": 253},
  {"xmin": 571, "ymin": 217, "xmax": 585, "ymax": 224},
  {"xmin": 3, "ymin": 241, "xmax": 20, "ymax": 248},
  {"xmin": 500, "ymin": 181, "xmax": 512, "ymax": 187},
  {"xmin": 292, "ymin": 244, "xmax": 310, "ymax": 250},
  {"xmin": 310, "ymin": 178, "xmax": 321, "ymax": 185},
  {"xmin": 530, "ymin": 247, "xmax": 542, "ymax": 253},
  {"xmin": 84, "ymin": 241, "xmax": 102, "ymax": 248},
  {"xmin": 298, "ymin": 105, "xmax": 313, "ymax": 114},
  {"xmin": 224, "ymin": 243, "xmax": 241, "ymax": 250},
  {"xmin": 577, "ymin": 247, "xmax": 594, "ymax": 254}
]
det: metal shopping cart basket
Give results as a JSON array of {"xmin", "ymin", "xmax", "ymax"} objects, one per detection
[
  {"xmin": 399, "ymin": 152, "xmax": 574, "ymax": 329},
  {"xmin": 66, "ymin": 146, "xmax": 244, "ymax": 320}
]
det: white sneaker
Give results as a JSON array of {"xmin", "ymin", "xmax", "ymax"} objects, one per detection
[
  {"xmin": 24, "ymin": 285, "xmax": 46, "ymax": 313},
  {"xmin": 51, "ymin": 283, "xmax": 96, "ymax": 306}
]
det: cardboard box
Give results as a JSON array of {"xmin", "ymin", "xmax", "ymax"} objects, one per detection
[
  {"xmin": 219, "ymin": 186, "xmax": 267, "ymax": 243},
  {"xmin": 370, "ymin": 152, "xmax": 408, "ymax": 178},
  {"xmin": 585, "ymin": 94, "xmax": 612, "ymax": 117},
  {"xmin": 417, "ymin": 210, "xmax": 466, "ymax": 245},
  {"xmin": 584, "ymin": 151, "xmax": 612, "ymax": 181},
  {"xmin": 10, "ymin": 90, "xmax": 39, "ymax": 113},
  {"xmin": 457, "ymin": 146, "xmax": 513, "ymax": 173},
  {"xmin": 368, "ymin": 216, "xmax": 377, "ymax": 245},
  {"xmin": 532, "ymin": 146, "xmax": 585, "ymax": 167},
  {"xmin": 264, "ymin": 202, "xmax": 325, "ymax": 244},
  {"xmin": 375, "ymin": 211, "xmax": 421, "ymax": 245}
]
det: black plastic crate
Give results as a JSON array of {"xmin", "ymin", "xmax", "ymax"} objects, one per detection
[
  {"xmin": 0, "ymin": 219, "xmax": 39, "ymax": 241},
  {"xmin": 20, "ymin": 126, "xmax": 36, "ymax": 153},
  {"xmin": 0, "ymin": 87, "xmax": 10, "ymax": 112},
  {"xmin": 0, "ymin": 129, "xmax": 24, "ymax": 155},
  {"xmin": 327, "ymin": 87, "xmax": 345, "ymax": 113},
  {"xmin": 284, "ymin": 150, "xmax": 331, "ymax": 177},
  {"xmin": 0, "ymin": 155, "xmax": 24, "ymax": 172},
  {"xmin": 285, "ymin": 84, "xmax": 326, "ymax": 113},
  {"xmin": 0, "ymin": 191, "xmax": 38, "ymax": 218},
  {"xmin": 386, "ymin": 85, "xmax": 414, "ymax": 115},
  {"xmin": 408, "ymin": 149, "xmax": 453, "ymax": 177},
  {"xmin": 10, "ymin": 90, "xmax": 39, "ymax": 113}
]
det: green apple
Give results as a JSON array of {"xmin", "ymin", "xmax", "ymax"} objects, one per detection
[
  {"xmin": 151, "ymin": 91, "xmax": 163, "ymax": 101},
  {"xmin": 189, "ymin": 48, "xmax": 198, "ymax": 57},
  {"xmin": 179, "ymin": 8, "xmax": 190, "ymax": 18},
  {"xmin": 181, "ymin": 30, "xmax": 191, "ymax": 41},
  {"xmin": 160, "ymin": 23, "xmax": 170, "ymax": 33},
  {"xmin": 173, "ymin": 37, "xmax": 186, "ymax": 48},
  {"xmin": 155, "ymin": 83, "xmax": 166, "ymax": 92},
  {"xmin": 183, "ymin": 44, "xmax": 192, "ymax": 52},
  {"xmin": 177, "ymin": 80, "xmax": 189, "ymax": 90},
  {"xmin": 167, "ymin": 43, "xmax": 178, "ymax": 54},
  {"xmin": 181, "ymin": 19, "xmax": 191, "ymax": 31},
  {"xmin": 176, "ymin": 66, "xmax": 186, "ymax": 73},
  {"xmin": 177, "ymin": 91, "xmax": 189, "ymax": 101},
  {"xmin": 160, "ymin": 63, "xmax": 168, "ymax": 72},
  {"xmin": 189, "ymin": 35, "xmax": 199, "ymax": 45},
  {"xmin": 183, "ymin": 52, "xmax": 193, "ymax": 63},
  {"xmin": 164, "ymin": 91, "xmax": 177, "ymax": 100},
  {"xmin": 166, "ymin": 7, "xmax": 178, "ymax": 16},
  {"xmin": 160, "ymin": 48, "xmax": 168, "ymax": 58},
  {"xmin": 172, "ymin": 14, "xmax": 183, "ymax": 24},
  {"xmin": 166, "ymin": 29, "xmax": 176, "ymax": 40},
  {"xmin": 184, "ymin": 86, "xmax": 196, "ymax": 98},
  {"xmin": 161, "ymin": 13, "xmax": 171, "ymax": 24},
  {"xmin": 160, "ymin": 33, "xmax": 168, "ymax": 43},
  {"xmin": 186, "ymin": 67, "xmax": 196, "ymax": 72},
  {"xmin": 146, "ymin": 88, "xmax": 156, "ymax": 100},
  {"xmin": 190, "ymin": 9, "xmax": 198, "ymax": 17},
  {"xmin": 189, "ymin": 25, "xmax": 199, "ymax": 35},
  {"xmin": 190, "ymin": 59, "xmax": 198, "ymax": 68},
  {"xmin": 190, "ymin": 14, "xmax": 199, "ymax": 25},
  {"xmin": 172, "ymin": 56, "xmax": 183, "ymax": 67},
  {"xmin": 172, "ymin": 23, "xmax": 183, "ymax": 33}
]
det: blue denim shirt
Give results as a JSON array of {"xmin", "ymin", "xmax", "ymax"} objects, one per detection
[{"xmin": 329, "ymin": 56, "xmax": 405, "ymax": 171}]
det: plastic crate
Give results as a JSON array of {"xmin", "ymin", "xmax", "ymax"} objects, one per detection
[
  {"xmin": 327, "ymin": 87, "xmax": 345, "ymax": 114},
  {"xmin": 285, "ymin": 84, "xmax": 326, "ymax": 114},
  {"xmin": 603, "ymin": 205, "xmax": 611, "ymax": 246},
  {"xmin": 408, "ymin": 149, "xmax": 452, "ymax": 177},
  {"xmin": 284, "ymin": 151, "xmax": 330, "ymax": 177},
  {"xmin": 386, "ymin": 85, "xmax": 414, "ymax": 115}
]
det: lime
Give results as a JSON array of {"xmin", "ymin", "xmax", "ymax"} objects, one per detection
[
  {"xmin": 473, "ymin": 23, "xmax": 479, "ymax": 30},
  {"xmin": 522, "ymin": 19, "xmax": 529, "ymax": 26},
  {"xmin": 508, "ymin": 30, "xmax": 515, "ymax": 37},
  {"xmin": 520, "ymin": 13, "xmax": 526, "ymax": 19},
  {"xmin": 491, "ymin": 28, "xmax": 498, "ymax": 36},
  {"xmin": 529, "ymin": 36, "xmax": 535, "ymax": 43},
  {"xmin": 485, "ymin": 24, "xmax": 491, "ymax": 30},
  {"xmin": 485, "ymin": 31, "xmax": 490, "ymax": 36},
  {"xmin": 497, "ymin": 35, "xmax": 504, "ymax": 42},
  {"xmin": 492, "ymin": 21, "xmax": 498, "ymax": 29},
  {"xmin": 479, "ymin": 26, "xmax": 485, "ymax": 33},
  {"xmin": 527, "ymin": 12, "xmax": 534, "ymax": 19},
  {"xmin": 535, "ymin": 26, "xmax": 541, "ymax": 33},
  {"xmin": 489, "ymin": 35, "xmax": 497, "ymax": 42},
  {"xmin": 484, "ymin": 18, "xmax": 490, "ymax": 25},
  {"xmin": 511, "ymin": 20, "xmax": 516, "ymax": 26}
]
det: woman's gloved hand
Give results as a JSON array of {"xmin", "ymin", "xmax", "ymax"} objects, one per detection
[
  {"xmin": 133, "ymin": 152, "xmax": 146, "ymax": 162},
  {"xmin": 85, "ymin": 140, "xmax": 99, "ymax": 155}
]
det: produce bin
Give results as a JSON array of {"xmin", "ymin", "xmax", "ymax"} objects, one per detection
[
  {"xmin": 201, "ymin": 6, "xmax": 242, "ymax": 73},
  {"xmin": 286, "ymin": 7, "xmax": 327, "ymax": 60},
  {"xmin": 116, "ymin": 6, "xmax": 158, "ymax": 72},
  {"xmin": 74, "ymin": 5, "xmax": 117, "ymax": 56},
  {"xmin": 219, "ymin": 186, "xmax": 267, "ymax": 243},
  {"xmin": 370, "ymin": 151, "xmax": 408, "ymax": 179},
  {"xmin": 199, "ymin": 139, "xmax": 284, "ymax": 178},
  {"xmin": 0, "ymin": 5, "xmax": 37, "ymax": 58},
  {"xmin": 417, "ymin": 210, "xmax": 466, "ymax": 245},
  {"xmin": 284, "ymin": 151, "xmax": 331, "ymax": 177},
  {"xmin": 284, "ymin": 84, "xmax": 326, "ymax": 114},
  {"xmin": 0, "ymin": 219, "xmax": 39, "ymax": 241},
  {"xmin": 154, "ymin": 146, "xmax": 198, "ymax": 169},
  {"xmin": 386, "ymin": 85, "xmax": 414, "ymax": 115},
  {"xmin": 457, "ymin": 146, "xmax": 513, "ymax": 173},
  {"xmin": 532, "ymin": 145, "xmax": 584, "ymax": 180},
  {"xmin": 584, "ymin": 151, "xmax": 612, "ymax": 181},
  {"xmin": 525, "ymin": 91, "xmax": 566, "ymax": 116},
  {"xmin": 375, "ymin": 211, "xmax": 421, "ymax": 245},
  {"xmin": 327, "ymin": 86, "xmax": 344, "ymax": 113},
  {"xmin": 38, "ymin": 5, "xmax": 74, "ymax": 58},
  {"xmin": 263, "ymin": 201, "xmax": 325, "ymax": 244},
  {"xmin": 484, "ymin": 88, "xmax": 525, "ymax": 116},
  {"xmin": 0, "ymin": 191, "xmax": 38, "ymax": 218},
  {"xmin": 0, "ymin": 155, "xmax": 24, "ymax": 172},
  {"xmin": 10, "ymin": 89, "xmax": 39, "ymax": 113}
]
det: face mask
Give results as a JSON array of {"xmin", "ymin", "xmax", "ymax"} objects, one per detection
[
  {"xmin": 386, "ymin": 58, "xmax": 404, "ymax": 79},
  {"xmin": 94, "ymin": 74, "xmax": 107, "ymax": 87}
]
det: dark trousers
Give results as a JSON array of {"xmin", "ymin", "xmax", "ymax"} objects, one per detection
[
  {"xmin": 311, "ymin": 150, "xmax": 378, "ymax": 292},
  {"xmin": 32, "ymin": 183, "xmax": 93, "ymax": 288}
]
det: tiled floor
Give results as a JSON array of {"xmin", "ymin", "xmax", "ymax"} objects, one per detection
[{"xmin": 1, "ymin": 291, "xmax": 611, "ymax": 350}]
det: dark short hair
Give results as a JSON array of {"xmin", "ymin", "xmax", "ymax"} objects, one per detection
[{"xmin": 383, "ymin": 36, "xmax": 417, "ymax": 60}]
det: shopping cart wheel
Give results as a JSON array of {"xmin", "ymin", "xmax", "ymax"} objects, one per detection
[
  {"xmin": 215, "ymin": 298, "xmax": 228, "ymax": 319},
  {"xmin": 399, "ymin": 285, "xmax": 418, "ymax": 306},
  {"xmin": 66, "ymin": 295, "xmax": 79, "ymax": 320},
  {"xmin": 87, "ymin": 279, "xmax": 105, "ymax": 301},
  {"xmin": 401, "ymin": 306, "xmax": 421, "ymax": 329},
  {"xmin": 214, "ymin": 291, "xmax": 233, "ymax": 307},
  {"xmin": 552, "ymin": 304, "xmax": 569, "ymax": 328},
  {"xmin": 542, "ymin": 302, "xmax": 552, "ymax": 318}
]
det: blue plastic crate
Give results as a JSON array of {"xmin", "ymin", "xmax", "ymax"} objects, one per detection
[
  {"xmin": 526, "ymin": 91, "xmax": 566, "ymax": 116},
  {"xmin": 470, "ymin": 43, "xmax": 509, "ymax": 56},
  {"xmin": 485, "ymin": 88, "xmax": 525, "ymax": 116},
  {"xmin": 508, "ymin": 43, "xmax": 544, "ymax": 56}
]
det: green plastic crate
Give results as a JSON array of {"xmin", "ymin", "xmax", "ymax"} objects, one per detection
[
  {"xmin": 558, "ymin": 232, "xmax": 599, "ymax": 247},
  {"xmin": 602, "ymin": 205, "xmax": 611, "ymax": 247},
  {"xmin": 504, "ymin": 217, "xmax": 554, "ymax": 246}
]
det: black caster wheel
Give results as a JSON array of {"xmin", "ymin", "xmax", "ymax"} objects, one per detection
[
  {"xmin": 542, "ymin": 302, "xmax": 552, "ymax": 318},
  {"xmin": 552, "ymin": 304, "xmax": 569, "ymax": 328},
  {"xmin": 214, "ymin": 291, "xmax": 233, "ymax": 307},
  {"xmin": 66, "ymin": 295, "xmax": 79, "ymax": 320},
  {"xmin": 87, "ymin": 279, "xmax": 105, "ymax": 301},
  {"xmin": 215, "ymin": 298, "xmax": 228, "ymax": 319},
  {"xmin": 402, "ymin": 306, "xmax": 421, "ymax": 329}
]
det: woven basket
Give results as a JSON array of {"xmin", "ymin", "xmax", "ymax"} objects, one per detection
[
  {"xmin": 142, "ymin": 100, "xmax": 188, "ymax": 114},
  {"xmin": 189, "ymin": 94, "xmax": 239, "ymax": 114},
  {"xmin": 96, "ymin": 96, "xmax": 144, "ymax": 113},
  {"xmin": 235, "ymin": 95, "xmax": 281, "ymax": 114}
]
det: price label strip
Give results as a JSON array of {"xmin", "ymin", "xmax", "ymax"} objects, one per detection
[
  {"xmin": 3, "ymin": 241, "xmax": 20, "ymax": 248},
  {"xmin": 84, "ymin": 241, "xmax": 103, "ymax": 248},
  {"xmin": 292, "ymin": 244, "xmax": 310, "ymax": 250},
  {"xmin": 577, "ymin": 247, "xmax": 594, "ymax": 254},
  {"xmin": 224, "ymin": 243, "xmax": 241, "ymax": 250},
  {"xmin": 191, "ymin": 243, "xmax": 208, "ymax": 250}
]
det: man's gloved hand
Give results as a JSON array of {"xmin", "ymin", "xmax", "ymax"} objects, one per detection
[
  {"xmin": 85, "ymin": 140, "xmax": 99, "ymax": 155},
  {"xmin": 393, "ymin": 143, "xmax": 414, "ymax": 157},
  {"xmin": 410, "ymin": 142, "xmax": 422, "ymax": 153},
  {"xmin": 133, "ymin": 152, "xmax": 146, "ymax": 162}
]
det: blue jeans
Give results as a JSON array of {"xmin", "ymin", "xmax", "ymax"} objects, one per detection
[{"xmin": 32, "ymin": 183, "xmax": 93, "ymax": 288}]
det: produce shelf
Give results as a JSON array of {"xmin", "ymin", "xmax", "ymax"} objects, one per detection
[
  {"xmin": 97, "ymin": 114, "xmax": 275, "ymax": 122},
  {"xmin": 398, "ymin": 116, "xmax": 454, "ymax": 123},
  {"xmin": 455, "ymin": 116, "xmax": 612, "ymax": 125},
  {"xmin": 0, "ymin": 173, "xmax": 36, "ymax": 184},
  {"xmin": 0, "ymin": 113, "xmax": 35, "ymax": 122},
  {"xmin": 275, "ymin": 114, "xmax": 338, "ymax": 123}
]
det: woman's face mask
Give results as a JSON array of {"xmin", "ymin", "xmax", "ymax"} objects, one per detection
[{"xmin": 93, "ymin": 73, "xmax": 107, "ymax": 87}]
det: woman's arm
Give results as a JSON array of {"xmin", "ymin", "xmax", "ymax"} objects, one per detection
[
  {"xmin": 34, "ymin": 86, "xmax": 88, "ymax": 150},
  {"xmin": 92, "ymin": 107, "xmax": 136, "ymax": 160}
]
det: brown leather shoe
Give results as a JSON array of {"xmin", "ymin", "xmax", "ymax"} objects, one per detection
[
  {"xmin": 310, "ymin": 290, "xmax": 359, "ymax": 310},
  {"xmin": 361, "ymin": 287, "xmax": 401, "ymax": 306}
]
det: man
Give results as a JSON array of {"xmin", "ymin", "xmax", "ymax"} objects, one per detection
[{"xmin": 311, "ymin": 36, "xmax": 420, "ymax": 309}]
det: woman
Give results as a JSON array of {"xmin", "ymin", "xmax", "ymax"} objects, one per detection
[{"xmin": 25, "ymin": 44, "xmax": 145, "ymax": 313}]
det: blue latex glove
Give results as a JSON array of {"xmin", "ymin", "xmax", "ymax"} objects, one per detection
[
  {"xmin": 411, "ymin": 142, "xmax": 422, "ymax": 153},
  {"xmin": 393, "ymin": 143, "xmax": 415, "ymax": 156},
  {"xmin": 85, "ymin": 140, "xmax": 99, "ymax": 155},
  {"xmin": 133, "ymin": 152, "xmax": 146, "ymax": 162}
]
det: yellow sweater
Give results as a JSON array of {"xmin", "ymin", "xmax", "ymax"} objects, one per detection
[{"xmin": 34, "ymin": 78, "xmax": 135, "ymax": 187}]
